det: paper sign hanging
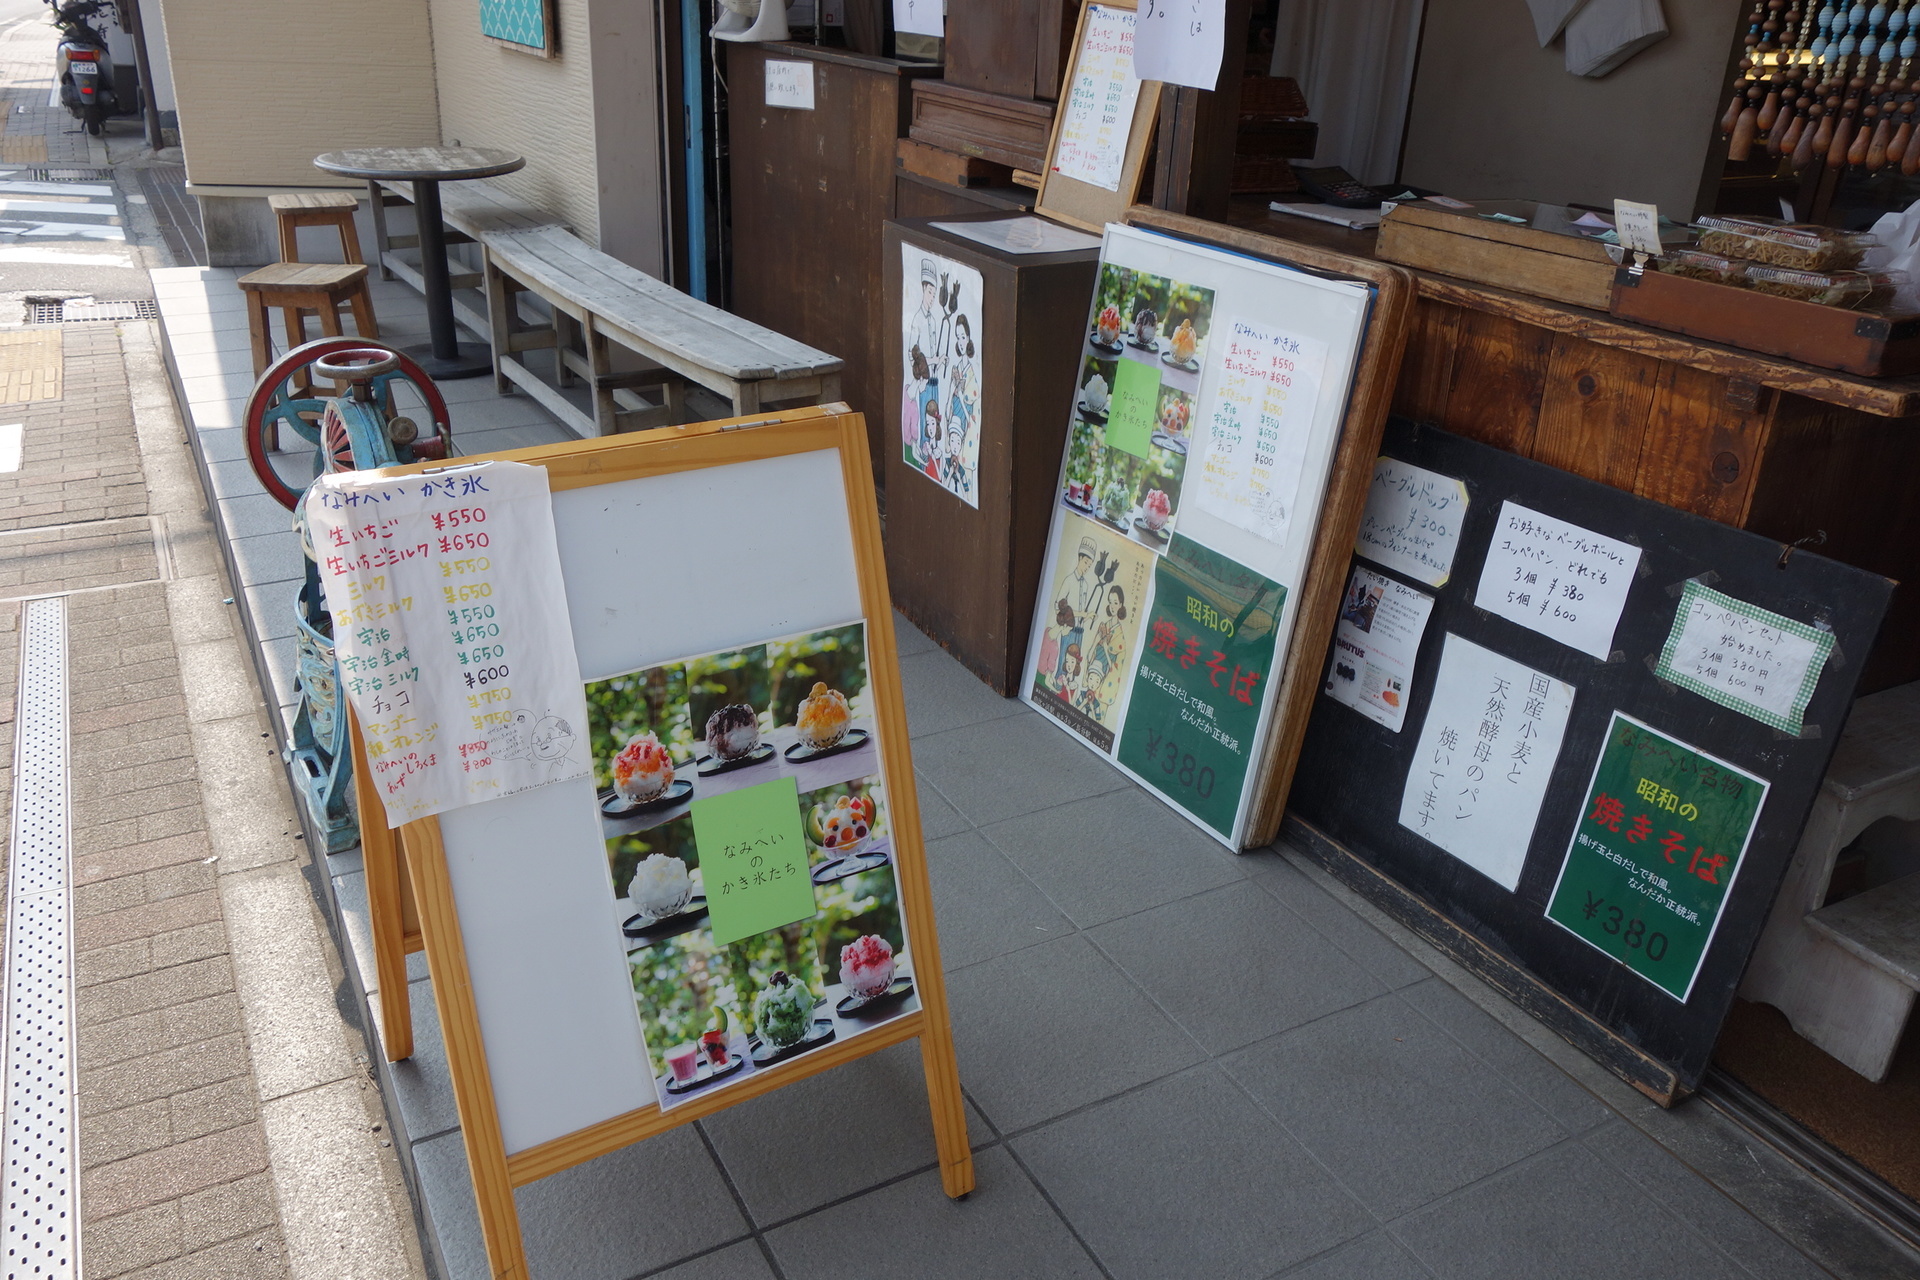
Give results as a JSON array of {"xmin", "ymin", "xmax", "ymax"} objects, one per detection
[
  {"xmin": 1354, "ymin": 457, "xmax": 1469, "ymax": 587},
  {"xmin": 305, "ymin": 460, "xmax": 591, "ymax": 825},
  {"xmin": 1324, "ymin": 566, "xmax": 1434, "ymax": 733},
  {"xmin": 1399, "ymin": 633, "xmax": 1575, "ymax": 890},
  {"xmin": 1473, "ymin": 501, "xmax": 1641, "ymax": 660},
  {"xmin": 1613, "ymin": 199, "xmax": 1663, "ymax": 258},
  {"xmin": 1545, "ymin": 712, "xmax": 1767, "ymax": 1002},
  {"xmin": 1655, "ymin": 580, "xmax": 1834, "ymax": 734},
  {"xmin": 892, "ymin": 0, "xmax": 943, "ymax": 37},
  {"xmin": 1052, "ymin": 5, "xmax": 1143, "ymax": 191},
  {"xmin": 1131, "ymin": 0, "xmax": 1225, "ymax": 89},
  {"xmin": 764, "ymin": 60, "xmax": 815, "ymax": 110}
]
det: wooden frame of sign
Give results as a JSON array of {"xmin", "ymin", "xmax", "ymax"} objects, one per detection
[
  {"xmin": 347, "ymin": 403, "xmax": 971, "ymax": 1278},
  {"xmin": 1097, "ymin": 207, "xmax": 1415, "ymax": 849},
  {"xmin": 1035, "ymin": 0, "xmax": 1161, "ymax": 233}
]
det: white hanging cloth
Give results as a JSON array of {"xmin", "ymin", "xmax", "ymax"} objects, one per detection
[{"xmin": 1564, "ymin": 0, "xmax": 1669, "ymax": 77}]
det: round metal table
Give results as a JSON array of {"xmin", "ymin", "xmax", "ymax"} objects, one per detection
[{"xmin": 314, "ymin": 146, "xmax": 526, "ymax": 379}]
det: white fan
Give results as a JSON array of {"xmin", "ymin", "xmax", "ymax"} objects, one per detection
[{"xmin": 712, "ymin": 0, "xmax": 789, "ymax": 42}]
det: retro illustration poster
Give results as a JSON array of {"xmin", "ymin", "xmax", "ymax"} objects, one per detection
[{"xmin": 899, "ymin": 243, "xmax": 984, "ymax": 507}]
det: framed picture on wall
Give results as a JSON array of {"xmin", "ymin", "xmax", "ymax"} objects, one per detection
[{"xmin": 481, "ymin": 0, "xmax": 559, "ymax": 58}]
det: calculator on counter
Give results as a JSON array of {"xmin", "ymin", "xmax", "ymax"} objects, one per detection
[{"xmin": 1293, "ymin": 165, "xmax": 1389, "ymax": 209}]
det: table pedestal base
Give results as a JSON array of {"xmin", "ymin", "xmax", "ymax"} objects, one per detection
[{"xmin": 401, "ymin": 340, "xmax": 493, "ymax": 380}]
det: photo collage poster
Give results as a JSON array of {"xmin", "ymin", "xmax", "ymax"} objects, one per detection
[
  {"xmin": 582, "ymin": 621, "xmax": 919, "ymax": 1109},
  {"xmin": 899, "ymin": 243, "xmax": 985, "ymax": 508},
  {"xmin": 1026, "ymin": 225, "xmax": 1373, "ymax": 847}
]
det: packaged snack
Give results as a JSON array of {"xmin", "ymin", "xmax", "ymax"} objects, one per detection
[
  {"xmin": 1691, "ymin": 216, "xmax": 1876, "ymax": 271},
  {"xmin": 1656, "ymin": 248, "xmax": 1748, "ymax": 285},
  {"xmin": 1741, "ymin": 265, "xmax": 1903, "ymax": 309}
]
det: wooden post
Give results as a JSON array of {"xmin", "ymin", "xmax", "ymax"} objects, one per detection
[
  {"xmin": 1148, "ymin": 0, "xmax": 1253, "ymax": 221},
  {"xmin": 351, "ymin": 709, "xmax": 415, "ymax": 1061}
]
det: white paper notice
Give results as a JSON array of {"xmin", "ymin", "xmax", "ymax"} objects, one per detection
[
  {"xmin": 1132, "ymin": 0, "xmax": 1226, "ymax": 89},
  {"xmin": 1354, "ymin": 457, "xmax": 1469, "ymax": 587},
  {"xmin": 1613, "ymin": 198, "xmax": 1662, "ymax": 257},
  {"xmin": 304, "ymin": 461, "xmax": 591, "ymax": 826},
  {"xmin": 1474, "ymin": 502, "xmax": 1641, "ymax": 660},
  {"xmin": 892, "ymin": 0, "xmax": 943, "ymax": 38},
  {"xmin": 1399, "ymin": 634, "xmax": 1576, "ymax": 890},
  {"xmin": 1192, "ymin": 316, "xmax": 1327, "ymax": 546},
  {"xmin": 1325, "ymin": 566, "xmax": 1435, "ymax": 732},
  {"xmin": 764, "ymin": 60, "xmax": 815, "ymax": 110},
  {"xmin": 929, "ymin": 216, "xmax": 1103, "ymax": 256},
  {"xmin": 1655, "ymin": 580, "xmax": 1835, "ymax": 734},
  {"xmin": 1052, "ymin": 6, "xmax": 1143, "ymax": 192}
]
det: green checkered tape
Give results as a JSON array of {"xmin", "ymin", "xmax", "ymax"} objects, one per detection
[{"xmin": 1654, "ymin": 579, "xmax": 1833, "ymax": 735}]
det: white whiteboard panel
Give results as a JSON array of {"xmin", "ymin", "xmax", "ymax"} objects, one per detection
[{"xmin": 438, "ymin": 447, "xmax": 868, "ymax": 1154}]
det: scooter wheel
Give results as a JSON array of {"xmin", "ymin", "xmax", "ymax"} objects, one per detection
[{"xmin": 84, "ymin": 119, "xmax": 100, "ymax": 135}]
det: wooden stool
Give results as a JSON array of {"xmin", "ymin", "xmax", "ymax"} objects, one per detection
[
  {"xmin": 269, "ymin": 191, "xmax": 364, "ymax": 265},
  {"xmin": 238, "ymin": 263, "xmax": 379, "ymax": 447}
]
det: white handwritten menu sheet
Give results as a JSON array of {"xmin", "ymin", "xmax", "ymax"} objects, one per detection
[
  {"xmin": 1052, "ymin": 5, "xmax": 1143, "ymax": 192},
  {"xmin": 1473, "ymin": 501, "xmax": 1641, "ymax": 660},
  {"xmin": 1354, "ymin": 457, "xmax": 1469, "ymax": 587},
  {"xmin": 306, "ymin": 460, "xmax": 590, "ymax": 824},
  {"xmin": 1656, "ymin": 580, "xmax": 1835, "ymax": 735},
  {"xmin": 1398, "ymin": 633, "xmax": 1575, "ymax": 890},
  {"xmin": 1193, "ymin": 316, "xmax": 1328, "ymax": 546}
]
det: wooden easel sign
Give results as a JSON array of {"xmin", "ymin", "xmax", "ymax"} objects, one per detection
[
  {"xmin": 349, "ymin": 406, "xmax": 970, "ymax": 1278},
  {"xmin": 1036, "ymin": 0, "xmax": 1161, "ymax": 233}
]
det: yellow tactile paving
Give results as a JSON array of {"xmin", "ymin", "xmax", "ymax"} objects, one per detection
[
  {"xmin": 0, "ymin": 328, "xmax": 63, "ymax": 403},
  {"xmin": 0, "ymin": 134, "xmax": 46, "ymax": 161}
]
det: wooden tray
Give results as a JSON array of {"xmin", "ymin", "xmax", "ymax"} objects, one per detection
[
  {"xmin": 1377, "ymin": 200, "xmax": 1617, "ymax": 310},
  {"xmin": 1610, "ymin": 267, "xmax": 1920, "ymax": 378}
]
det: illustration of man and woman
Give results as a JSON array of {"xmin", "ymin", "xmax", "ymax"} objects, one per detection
[
  {"xmin": 902, "ymin": 257, "xmax": 980, "ymax": 499},
  {"xmin": 1037, "ymin": 535, "xmax": 1129, "ymax": 720}
]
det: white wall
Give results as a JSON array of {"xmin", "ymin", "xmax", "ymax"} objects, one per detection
[
  {"xmin": 135, "ymin": 0, "xmax": 174, "ymax": 112},
  {"xmin": 1401, "ymin": 0, "xmax": 1743, "ymax": 218},
  {"xmin": 159, "ymin": 0, "xmax": 440, "ymax": 187},
  {"xmin": 428, "ymin": 0, "xmax": 603, "ymax": 244},
  {"xmin": 587, "ymin": 0, "xmax": 668, "ymax": 276}
]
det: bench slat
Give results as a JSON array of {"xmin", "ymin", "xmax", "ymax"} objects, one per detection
[{"xmin": 488, "ymin": 227, "xmax": 841, "ymax": 380}]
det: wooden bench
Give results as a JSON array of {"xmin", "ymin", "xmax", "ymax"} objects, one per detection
[
  {"xmin": 370, "ymin": 181, "xmax": 843, "ymax": 437},
  {"xmin": 1739, "ymin": 680, "xmax": 1920, "ymax": 1081},
  {"xmin": 482, "ymin": 226, "xmax": 843, "ymax": 436}
]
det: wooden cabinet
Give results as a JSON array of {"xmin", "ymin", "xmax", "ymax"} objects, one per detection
[
  {"xmin": 881, "ymin": 215, "xmax": 1098, "ymax": 692},
  {"xmin": 1224, "ymin": 204, "xmax": 1920, "ymax": 692},
  {"xmin": 726, "ymin": 43, "xmax": 939, "ymax": 477}
]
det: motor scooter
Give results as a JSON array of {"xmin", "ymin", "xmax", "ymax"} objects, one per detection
[{"xmin": 47, "ymin": 0, "xmax": 118, "ymax": 135}]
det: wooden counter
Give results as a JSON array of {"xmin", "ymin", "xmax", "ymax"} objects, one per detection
[{"xmin": 1218, "ymin": 200, "xmax": 1919, "ymax": 692}]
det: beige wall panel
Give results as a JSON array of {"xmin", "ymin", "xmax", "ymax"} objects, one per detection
[
  {"xmin": 428, "ymin": 0, "xmax": 602, "ymax": 244},
  {"xmin": 1401, "ymin": 0, "xmax": 1742, "ymax": 219},
  {"xmin": 162, "ymin": 0, "xmax": 440, "ymax": 188}
]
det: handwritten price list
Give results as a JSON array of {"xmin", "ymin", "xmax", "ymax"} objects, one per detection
[
  {"xmin": 1052, "ymin": 6, "xmax": 1142, "ymax": 192},
  {"xmin": 304, "ymin": 460, "xmax": 589, "ymax": 825},
  {"xmin": 1193, "ymin": 317, "xmax": 1325, "ymax": 546},
  {"xmin": 1472, "ymin": 502, "xmax": 1641, "ymax": 661},
  {"xmin": 1655, "ymin": 580, "xmax": 1833, "ymax": 734},
  {"xmin": 1353, "ymin": 457, "xmax": 1468, "ymax": 587}
]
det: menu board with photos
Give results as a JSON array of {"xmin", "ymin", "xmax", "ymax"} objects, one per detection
[
  {"xmin": 1285, "ymin": 420, "xmax": 1892, "ymax": 1099},
  {"xmin": 1021, "ymin": 223, "xmax": 1373, "ymax": 848}
]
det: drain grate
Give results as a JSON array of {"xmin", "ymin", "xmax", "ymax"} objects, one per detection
[
  {"xmin": 9, "ymin": 168, "xmax": 110, "ymax": 182},
  {"xmin": 2, "ymin": 597, "xmax": 78, "ymax": 1279},
  {"xmin": 25, "ymin": 299, "xmax": 158, "ymax": 325}
]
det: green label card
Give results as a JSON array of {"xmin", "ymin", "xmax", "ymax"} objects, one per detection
[
  {"xmin": 1544, "ymin": 712, "xmax": 1769, "ymax": 1002},
  {"xmin": 1105, "ymin": 358, "xmax": 1160, "ymax": 459},
  {"xmin": 691, "ymin": 776, "xmax": 818, "ymax": 946},
  {"xmin": 1116, "ymin": 535, "xmax": 1284, "ymax": 837}
]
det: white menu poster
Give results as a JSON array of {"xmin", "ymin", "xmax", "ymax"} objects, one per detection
[
  {"xmin": 1052, "ymin": 5, "xmax": 1143, "ymax": 192},
  {"xmin": 1655, "ymin": 580, "xmax": 1835, "ymax": 734},
  {"xmin": 1473, "ymin": 501, "xmax": 1641, "ymax": 660},
  {"xmin": 1192, "ymin": 316, "xmax": 1327, "ymax": 546},
  {"xmin": 1398, "ymin": 633, "xmax": 1576, "ymax": 890},
  {"xmin": 1354, "ymin": 457, "xmax": 1469, "ymax": 587},
  {"xmin": 1132, "ymin": 0, "xmax": 1226, "ymax": 89},
  {"xmin": 304, "ymin": 460, "xmax": 591, "ymax": 825},
  {"xmin": 1324, "ymin": 566, "xmax": 1434, "ymax": 733}
]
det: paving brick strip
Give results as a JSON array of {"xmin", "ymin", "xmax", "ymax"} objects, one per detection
[{"xmin": 1, "ymin": 319, "xmax": 427, "ymax": 1278}]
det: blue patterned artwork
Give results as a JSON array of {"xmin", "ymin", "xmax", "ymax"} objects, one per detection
[{"xmin": 480, "ymin": 0, "xmax": 552, "ymax": 53}]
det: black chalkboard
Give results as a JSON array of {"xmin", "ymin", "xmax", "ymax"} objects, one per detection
[{"xmin": 1285, "ymin": 419, "xmax": 1894, "ymax": 1100}]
